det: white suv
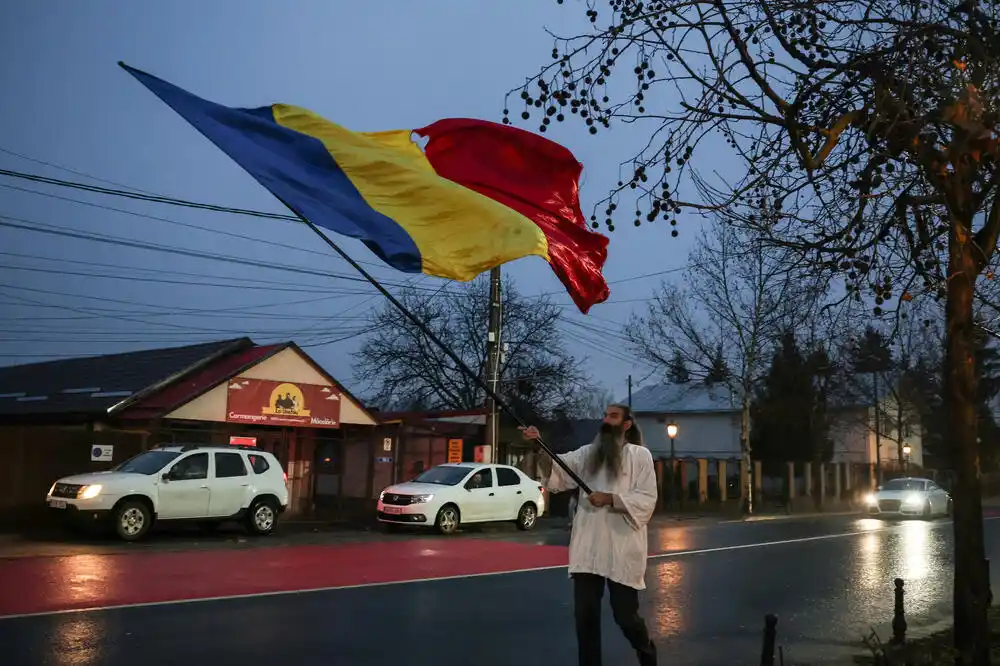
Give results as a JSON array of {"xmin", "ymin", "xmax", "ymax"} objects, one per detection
[{"xmin": 46, "ymin": 444, "xmax": 290, "ymax": 541}]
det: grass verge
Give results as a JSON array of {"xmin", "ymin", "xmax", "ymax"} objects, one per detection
[{"xmin": 852, "ymin": 607, "xmax": 1000, "ymax": 664}]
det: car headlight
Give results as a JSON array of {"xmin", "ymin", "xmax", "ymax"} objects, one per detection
[
  {"xmin": 78, "ymin": 485, "xmax": 102, "ymax": 500},
  {"xmin": 47, "ymin": 482, "xmax": 56, "ymax": 496},
  {"xmin": 411, "ymin": 494, "xmax": 434, "ymax": 503},
  {"xmin": 903, "ymin": 492, "xmax": 923, "ymax": 505},
  {"xmin": 865, "ymin": 493, "xmax": 877, "ymax": 505},
  {"xmin": 379, "ymin": 490, "xmax": 385, "ymax": 502}
]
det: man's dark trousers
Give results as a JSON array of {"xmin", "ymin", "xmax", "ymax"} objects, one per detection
[{"xmin": 573, "ymin": 572, "xmax": 657, "ymax": 666}]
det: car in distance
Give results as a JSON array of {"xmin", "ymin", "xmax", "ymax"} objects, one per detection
[
  {"xmin": 377, "ymin": 463, "xmax": 545, "ymax": 535},
  {"xmin": 864, "ymin": 476, "xmax": 952, "ymax": 518},
  {"xmin": 45, "ymin": 444, "xmax": 289, "ymax": 541}
]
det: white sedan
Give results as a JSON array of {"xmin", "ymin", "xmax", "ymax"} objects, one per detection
[
  {"xmin": 864, "ymin": 477, "xmax": 952, "ymax": 518},
  {"xmin": 377, "ymin": 463, "xmax": 545, "ymax": 535}
]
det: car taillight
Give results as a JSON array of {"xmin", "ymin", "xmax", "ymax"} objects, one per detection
[{"xmin": 283, "ymin": 471, "xmax": 288, "ymax": 482}]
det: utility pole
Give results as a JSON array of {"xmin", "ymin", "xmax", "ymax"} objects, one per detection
[
  {"xmin": 627, "ymin": 375, "xmax": 632, "ymax": 408},
  {"xmin": 484, "ymin": 266, "xmax": 503, "ymax": 464}
]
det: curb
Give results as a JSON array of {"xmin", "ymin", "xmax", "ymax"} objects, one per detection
[{"xmin": 718, "ymin": 510, "xmax": 860, "ymax": 524}]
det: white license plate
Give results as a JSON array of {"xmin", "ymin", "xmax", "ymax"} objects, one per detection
[
  {"xmin": 49, "ymin": 499, "xmax": 67, "ymax": 509},
  {"xmin": 383, "ymin": 506, "xmax": 403, "ymax": 515}
]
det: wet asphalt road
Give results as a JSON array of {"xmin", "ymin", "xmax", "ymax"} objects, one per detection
[{"xmin": 4, "ymin": 514, "xmax": 1000, "ymax": 666}]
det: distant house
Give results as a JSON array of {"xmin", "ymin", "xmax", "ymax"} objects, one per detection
[{"xmin": 626, "ymin": 381, "xmax": 924, "ymax": 469}]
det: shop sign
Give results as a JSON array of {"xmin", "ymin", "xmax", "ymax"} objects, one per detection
[
  {"xmin": 447, "ymin": 438, "xmax": 463, "ymax": 463},
  {"xmin": 91, "ymin": 445, "xmax": 113, "ymax": 462},
  {"xmin": 226, "ymin": 377, "xmax": 341, "ymax": 429},
  {"xmin": 229, "ymin": 436, "xmax": 257, "ymax": 447}
]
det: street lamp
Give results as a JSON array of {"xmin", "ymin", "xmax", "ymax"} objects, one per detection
[
  {"xmin": 666, "ymin": 423, "xmax": 678, "ymax": 507},
  {"xmin": 902, "ymin": 443, "xmax": 912, "ymax": 473}
]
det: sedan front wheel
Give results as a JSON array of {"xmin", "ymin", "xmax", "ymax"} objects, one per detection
[{"xmin": 436, "ymin": 505, "xmax": 460, "ymax": 535}]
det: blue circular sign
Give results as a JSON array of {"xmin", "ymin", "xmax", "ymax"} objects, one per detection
[{"xmin": 92, "ymin": 446, "xmax": 103, "ymax": 458}]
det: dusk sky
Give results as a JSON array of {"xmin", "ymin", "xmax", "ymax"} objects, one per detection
[{"xmin": 0, "ymin": 1, "xmax": 707, "ymax": 402}]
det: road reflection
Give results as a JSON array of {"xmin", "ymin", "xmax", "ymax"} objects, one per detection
[
  {"xmin": 44, "ymin": 613, "xmax": 108, "ymax": 666},
  {"xmin": 853, "ymin": 518, "xmax": 948, "ymax": 617},
  {"xmin": 59, "ymin": 554, "xmax": 115, "ymax": 607},
  {"xmin": 649, "ymin": 526, "xmax": 693, "ymax": 554},
  {"xmin": 647, "ymin": 560, "xmax": 686, "ymax": 637}
]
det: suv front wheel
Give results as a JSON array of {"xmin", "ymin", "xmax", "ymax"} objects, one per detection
[
  {"xmin": 246, "ymin": 498, "xmax": 279, "ymax": 536},
  {"xmin": 115, "ymin": 499, "xmax": 152, "ymax": 542}
]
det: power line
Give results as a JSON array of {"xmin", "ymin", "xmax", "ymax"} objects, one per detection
[
  {"xmin": 0, "ymin": 214, "xmax": 451, "ymax": 293},
  {"xmin": 0, "ymin": 167, "xmax": 301, "ymax": 222},
  {"xmin": 0, "ymin": 324, "xmax": 374, "ymax": 358},
  {"xmin": 0, "ymin": 288, "xmax": 365, "ymax": 337},
  {"xmin": 0, "ymin": 146, "xmax": 155, "ymax": 195},
  {"xmin": 0, "ymin": 165, "xmax": 693, "ymax": 300},
  {"xmin": 0, "ymin": 180, "xmax": 390, "ymax": 270}
]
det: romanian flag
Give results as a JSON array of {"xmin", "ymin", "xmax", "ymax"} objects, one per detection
[{"xmin": 120, "ymin": 63, "xmax": 610, "ymax": 313}]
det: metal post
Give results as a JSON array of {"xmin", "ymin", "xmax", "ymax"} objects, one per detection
[
  {"xmin": 891, "ymin": 578, "xmax": 906, "ymax": 644},
  {"xmin": 986, "ymin": 558, "xmax": 993, "ymax": 607},
  {"xmin": 760, "ymin": 614, "xmax": 777, "ymax": 666},
  {"xmin": 669, "ymin": 435, "xmax": 676, "ymax": 508},
  {"xmin": 627, "ymin": 374, "xmax": 632, "ymax": 408},
  {"xmin": 484, "ymin": 266, "xmax": 502, "ymax": 464},
  {"xmin": 873, "ymin": 371, "xmax": 881, "ymax": 482}
]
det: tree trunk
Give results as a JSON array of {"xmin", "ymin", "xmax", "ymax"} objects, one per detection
[
  {"xmin": 947, "ymin": 222, "xmax": 991, "ymax": 665},
  {"xmin": 741, "ymin": 398, "xmax": 753, "ymax": 515}
]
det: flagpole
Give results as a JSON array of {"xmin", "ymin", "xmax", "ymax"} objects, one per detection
[{"xmin": 293, "ymin": 215, "xmax": 593, "ymax": 494}]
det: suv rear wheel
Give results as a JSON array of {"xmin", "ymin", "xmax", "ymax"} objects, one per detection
[
  {"xmin": 115, "ymin": 499, "xmax": 152, "ymax": 542},
  {"xmin": 246, "ymin": 498, "xmax": 279, "ymax": 536}
]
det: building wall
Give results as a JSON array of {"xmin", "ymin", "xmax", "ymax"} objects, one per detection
[
  {"xmin": 828, "ymin": 411, "xmax": 870, "ymax": 463},
  {"xmin": 165, "ymin": 348, "xmax": 375, "ymax": 426},
  {"xmin": 0, "ymin": 425, "xmax": 145, "ymax": 521},
  {"xmin": 635, "ymin": 413, "xmax": 741, "ymax": 459},
  {"xmin": 638, "ymin": 407, "xmax": 919, "ymax": 466},
  {"xmin": 828, "ymin": 403, "xmax": 925, "ymax": 468}
]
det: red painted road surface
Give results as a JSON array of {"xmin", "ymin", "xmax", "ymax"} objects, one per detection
[{"xmin": 0, "ymin": 539, "xmax": 569, "ymax": 617}]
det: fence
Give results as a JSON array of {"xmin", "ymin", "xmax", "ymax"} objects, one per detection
[{"xmin": 652, "ymin": 458, "xmax": 913, "ymax": 513}]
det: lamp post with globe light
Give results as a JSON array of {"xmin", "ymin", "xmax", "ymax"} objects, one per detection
[
  {"xmin": 902, "ymin": 443, "xmax": 912, "ymax": 473},
  {"xmin": 666, "ymin": 423, "xmax": 678, "ymax": 507}
]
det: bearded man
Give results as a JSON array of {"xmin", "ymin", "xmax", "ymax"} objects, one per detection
[{"xmin": 521, "ymin": 403, "xmax": 658, "ymax": 666}]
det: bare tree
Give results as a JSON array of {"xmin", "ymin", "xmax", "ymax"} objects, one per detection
[
  {"xmin": 354, "ymin": 276, "xmax": 590, "ymax": 418},
  {"xmin": 625, "ymin": 220, "xmax": 822, "ymax": 510},
  {"xmin": 512, "ymin": 2, "xmax": 998, "ymax": 656}
]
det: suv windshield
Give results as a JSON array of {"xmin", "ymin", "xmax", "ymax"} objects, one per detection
[
  {"xmin": 414, "ymin": 466, "xmax": 473, "ymax": 485},
  {"xmin": 882, "ymin": 478, "xmax": 926, "ymax": 492},
  {"xmin": 114, "ymin": 450, "xmax": 181, "ymax": 475}
]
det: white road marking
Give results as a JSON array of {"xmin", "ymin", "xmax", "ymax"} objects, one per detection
[{"xmin": 1, "ymin": 517, "xmax": 993, "ymax": 621}]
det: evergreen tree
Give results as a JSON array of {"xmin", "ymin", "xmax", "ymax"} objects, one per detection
[
  {"xmin": 751, "ymin": 332, "xmax": 823, "ymax": 471},
  {"xmin": 667, "ymin": 350, "xmax": 690, "ymax": 384},
  {"xmin": 703, "ymin": 345, "xmax": 730, "ymax": 385}
]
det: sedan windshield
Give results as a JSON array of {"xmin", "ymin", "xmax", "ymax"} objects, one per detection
[
  {"xmin": 114, "ymin": 450, "xmax": 181, "ymax": 475},
  {"xmin": 413, "ymin": 466, "xmax": 473, "ymax": 486},
  {"xmin": 881, "ymin": 479, "xmax": 926, "ymax": 492}
]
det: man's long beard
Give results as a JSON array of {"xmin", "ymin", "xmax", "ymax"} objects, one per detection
[{"xmin": 588, "ymin": 422, "xmax": 623, "ymax": 478}]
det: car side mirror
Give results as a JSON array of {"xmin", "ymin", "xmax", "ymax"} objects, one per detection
[
  {"xmin": 876, "ymin": 485, "xmax": 882, "ymax": 491},
  {"xmin": 161, "ymin": 470, "xmax": 174, "ymax": 483}
]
